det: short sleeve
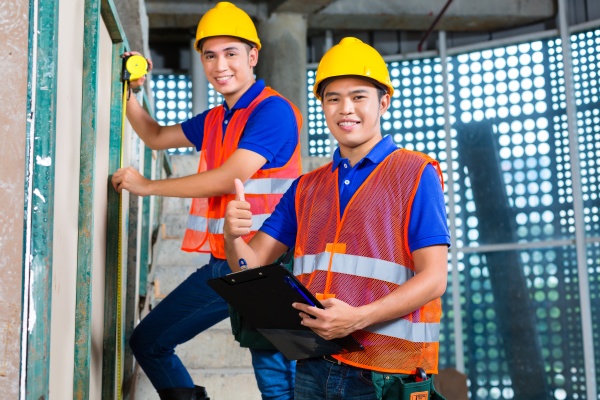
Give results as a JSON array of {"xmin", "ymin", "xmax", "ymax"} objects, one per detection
[
  {"xmin": 238, "ymin": 96, "xmax": 299, "ymax": 169},
  {"xmin": 408, "ymin": 164, "xmax": 450, "ymax": 252},
  {"xmin": 181, "ymin": 110, "xmax": 210, "ymax": 151},
  {"xmin": 259, "ymin": 177, "xmax": 300, "ymax": 248}
]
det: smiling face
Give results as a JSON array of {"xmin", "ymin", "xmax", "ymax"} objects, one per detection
[
  {"xmin": 200, "ymin": 36, "xmax": 258, "ymax": 108},
  {"xmin": 321, "ymin": 77, "xmax": 390, "ymax": 164}
]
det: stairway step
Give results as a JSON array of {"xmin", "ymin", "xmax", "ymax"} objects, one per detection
[
  {"xmin": 153, "ymin": 239, "xmax": 210, "ymax": 266},
  {"xmin": 177, "ymin": 320, "xmax": 253, "ymax": 369},
  {"xmin": 133, "ymin": 366, "xmax": 261, "ymax": 400}
]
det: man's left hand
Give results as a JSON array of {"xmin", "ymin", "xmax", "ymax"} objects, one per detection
[{"xmin": 111, "ymin": 166, "xmax": 151, "ymax": 196}]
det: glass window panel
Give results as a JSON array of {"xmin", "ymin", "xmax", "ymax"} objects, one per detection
[
  {"xmin": 450, "ymin": 39, "xmax": 575, "ymax": 246},
  {"xmin": 455, "ymin": 247, "xmax": 586, "ymax": 400},
  {"xmin": 571, "ymin": 29, "xmax": 600, "ymax": 238},
  {"xmin": 151, "ymin": 74, "xmax": 194, "ymax": 155}
]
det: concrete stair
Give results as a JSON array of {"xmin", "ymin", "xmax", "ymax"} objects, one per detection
[{"xmin": 132, "ymin": 153, "xmax": 261, "ymax": 400}]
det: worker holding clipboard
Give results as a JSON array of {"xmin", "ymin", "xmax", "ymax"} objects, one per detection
[{"xmin": 223, "ymin": 37, "xmax": 450, "ymax": 400}]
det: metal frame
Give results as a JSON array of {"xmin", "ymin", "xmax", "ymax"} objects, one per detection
[
  {"xmin": 557, "ymin": 1, "xmax": 596, "ymax": 399},
  {"xmin": 438, "ymin": 30, "xmax": 464, "ymax": 373},
  {"xmin": 101, "ymin": 0, "xmax": 129, "ymax": 393},
  {"xmin": 72, "ymin": 0, "xmax": 102, "ymax": 397},
  {"xmin": 22, "ymin": 0, "xmax": 60, "ymax": 398}
]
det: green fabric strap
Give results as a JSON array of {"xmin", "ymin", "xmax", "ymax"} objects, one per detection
[
  {"xmin": 229, "ymin": 249, "xmax": 295, "ymax": 349},
  {"xmin": 372, "ymin": 371, "xmax": 446, "ymax": 400}
]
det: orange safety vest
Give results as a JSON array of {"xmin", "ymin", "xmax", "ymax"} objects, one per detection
[
  {"xmin": 181, "ymin": 87, "xmax": 302, "ymax": 258},
  {"xmin": 294, "ymin": 149, "xmax": 443, "ymax": 374}
]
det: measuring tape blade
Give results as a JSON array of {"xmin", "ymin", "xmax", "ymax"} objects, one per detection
[
  {"xmin": 115, "ymin": 78, "xmax": 128, "ymax": 400},
  {"xmin": 116, "ymin": 54, "xmax": 148, "ymax": 400}
]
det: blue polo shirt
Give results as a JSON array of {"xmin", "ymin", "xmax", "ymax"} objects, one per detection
[
  {"xmin": 181, "ymin": 79, "xmax": 298, "ymax": 169},
  {"xmin": 260, "ymin": 135, "xmax": 450, "ymax": 253}
]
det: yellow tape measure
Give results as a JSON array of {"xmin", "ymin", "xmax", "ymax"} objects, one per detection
[
  {"xmin": 116, "ymin": 79, "xmax": 127, "ymax": 400},
  {"xmin": 116, "ymin": 54, "xmax": 147, "ymax": 400},
  {"xmin": 122, "ymin": 54, "xmax": 149, "ymax": 82}
]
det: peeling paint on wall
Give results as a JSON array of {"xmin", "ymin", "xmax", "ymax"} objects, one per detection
[
  {"xmin": 36, "ymin": 155, "xmax": 52, "ymax": 166},
  {"xmin": 33, "ymin": 188, "xmax": 46, "ymax": 203}
]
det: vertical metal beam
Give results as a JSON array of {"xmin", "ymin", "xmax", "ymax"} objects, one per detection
[
  {"xmin": 557, "ymin": 0, "xmax": 597, "ymax": 398},
  {"xmin": 22, "ymin": 0, "xmax": 59, "ymax": 398},
  {"xmin": 438, "ymin": 30, "xmax": 464, "ymax": 373},
  {"xmin": 138, "ymin": 145, "xmax": 153, "ymax": 297},
  {"xmin": 102, "ymin": 42, "xmax": 126, "ymax": 400},
  {"xmin": 72, "ymin": 0, "xmax": 101, "ymax": 398}
]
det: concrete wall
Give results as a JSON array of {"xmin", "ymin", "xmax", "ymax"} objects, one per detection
[
  {"xmin": 48, "ymin": 0, "xmax": 85, "ymax": 397},
  {"xmin": 0, "ymin": 0, "xmax": 29, "ymax": 398}
]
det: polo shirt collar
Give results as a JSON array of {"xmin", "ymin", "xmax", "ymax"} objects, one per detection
[
  {"xmin": 332, "ymin": 135, "xmax": 398, "ymax": 171},
  {"xmin": 222, "ymin": 79, "xmax": 265, "ymax": 112}
]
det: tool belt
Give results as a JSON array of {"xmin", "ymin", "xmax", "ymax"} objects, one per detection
[
  {"xmin": 372, "ymin": 368, "xmax": 446, "ymax": 400},
  {"xmin": 229, "ymin": 249, "xmax": 294, "ymax": 349}
]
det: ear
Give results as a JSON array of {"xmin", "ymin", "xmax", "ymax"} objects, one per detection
[
  {"xmin": 248, "ymin": 47, "xmax": 259, "ymax": 68},
  {"xmin": 380, "ymin": 93, "xmax": 391, "ymax": 115}
]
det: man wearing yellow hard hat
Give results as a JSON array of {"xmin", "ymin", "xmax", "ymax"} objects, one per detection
[
  {"xmin": 112, "ymin": 2, "xmax": 300, "ymax": 399},
  {"xmin": 223, "ymin": 37, "xmax": 449, "ymax": 399}
]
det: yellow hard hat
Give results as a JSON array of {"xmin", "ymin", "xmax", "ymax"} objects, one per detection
[
  {"xmin": 194, "ymin": 2, "xmax": 261, "ymax": 52},
  {"xmin": 313, "ymin": 37, "xmax": 393, "ymax": 100}
]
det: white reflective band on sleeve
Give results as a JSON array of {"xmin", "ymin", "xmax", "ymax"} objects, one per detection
[
  {"xmin": 207, "ymin": 213, "xmax": 272, "ymax": 234},
  {"xmin": 294, "ymin": 253, "xmax": 413, "ymax": 285},
  {"xmin": 243, "ymin": 178, "xmax": 295, "ymax": 195},
  {"xmin": 365, "ymin": 319, "xmax": 440, "ymax": 343}
]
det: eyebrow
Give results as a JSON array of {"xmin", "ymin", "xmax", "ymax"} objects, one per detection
[
  {"xmin": 324, "ymin": 88, "xmax": 370, "ymax": 98},
  {"xmin": 203, "ymin": 46, "xmax": 241, "ymax": 55}
]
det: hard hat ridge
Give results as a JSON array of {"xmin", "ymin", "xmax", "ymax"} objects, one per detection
[
  {"xmin": 195, "ymin": 1, "xmax": 262, "ymax": 52},
  {"xmin": 313, "ymin": 37, "xmax": 394, "ymax": 100}
]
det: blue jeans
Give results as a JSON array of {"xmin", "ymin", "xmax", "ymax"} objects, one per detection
[
  {"xmin": 129, "ymin": 256, "xmax": 295, "ymax": 399},
  {"xmin": 294, "ymin": 357, "xmax": 377, "ymax": 400}
]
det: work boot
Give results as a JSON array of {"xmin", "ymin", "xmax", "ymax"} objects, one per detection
[
  {"xmin": 195, "ymin": 385, "xmax": 210, "ymax": 400},
  {"xmin": 157, "ymin": 387, "xmax": 197, "ymax": 400}
]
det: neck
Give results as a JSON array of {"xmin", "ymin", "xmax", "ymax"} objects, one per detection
[
  {"xmin": 223, "ymin": 79, "xmax": 256, "ymax": 109},
  {"xmin": 339, "ymin": 135, "xmax": 382, "ymax": 167}
]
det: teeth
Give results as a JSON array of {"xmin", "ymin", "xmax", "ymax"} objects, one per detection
[
  {"xmin": 216, "ymin": 76, "xmax": 232, "ymax": 82},
  {"xmin": 339, "ymin": 121, "xmax": 357, "ymax": 126}
]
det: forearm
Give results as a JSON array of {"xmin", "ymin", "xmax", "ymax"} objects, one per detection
[
  {"xmin": 358, "ymin": 273, "xmax": 444, "ymax": 328},
  {"xmin": 224, "ymin": 236, "xmax": 261, "ymax": 272},
  {"xmin": 145, "ymin": 169, "xmax": 234, "ymax": 198},
  {"xmin": 125, "ymin": 95, "xmax": 164, "ymax": 149},
  {"xmin": 356, "ymin": 245, "xmax": 448, "ymax": 329}
]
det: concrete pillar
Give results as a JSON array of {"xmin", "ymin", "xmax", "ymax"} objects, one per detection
[
  {"xmin": 190, "ymin": 39, "xmax": 208, "ymax": 117},
  {"xmin": 256, "ymin": 13, "xmax": 308, "ymax": 157}
]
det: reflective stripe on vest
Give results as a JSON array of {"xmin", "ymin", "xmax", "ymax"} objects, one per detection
[
  {"xmin": 187, "ymin": 212, "xmax": 271, "ymax": 235},
  {"xmin": 294, "ymin": 149, "xmax": 443, "ymax": 374},
  {"xmin": 243, "ymin": 177, "xmax": 295, "ymax": 195},
  {"xmin": 294, "ymin": 252, "xmax": 414, "ymax": 286}
]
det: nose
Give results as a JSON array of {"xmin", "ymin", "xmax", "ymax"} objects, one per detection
[
  {"xmin": 216, "ymin": 54, "xmax": 228, "ymax": 71},
  {"xmin": 340, "ymin": 97, "xmax": 354, "ymax": 114}
]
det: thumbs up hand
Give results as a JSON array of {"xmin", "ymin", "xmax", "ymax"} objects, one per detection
[{"xmin": 224, "ymin": 178, "xmax": 253, "ymax": 240}]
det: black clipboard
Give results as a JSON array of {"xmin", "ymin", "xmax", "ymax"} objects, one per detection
[{"xmin": 207, "ymin": 263, "xmax": 364, "ymax": 360}]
